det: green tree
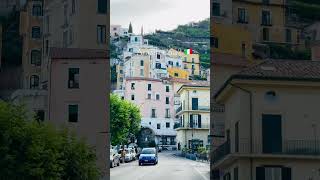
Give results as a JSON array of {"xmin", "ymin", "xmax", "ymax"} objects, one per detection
[
  {"xmin": 0, "ymin": 101, "xmax": 100, "ymax": 179},
  {"xmin": 128, "ymin": 22, "xmax": 133, "ymax": 33},
  {"xmin": 110, "ymin": 94, "xmax": 141, "ymax": 145}
]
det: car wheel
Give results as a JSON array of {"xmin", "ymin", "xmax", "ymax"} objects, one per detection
[
  {"xmin": 139, "ymin": 162, "xmax": 142, "ymax": 166},
  {"xmin": 117, "ymin": 161, "xmax": 120, "ymax": 166}
]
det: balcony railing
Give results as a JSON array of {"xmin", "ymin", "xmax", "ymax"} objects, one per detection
[
  {"xmin": 176, "ymin": 106, "xmax": 182, "ymax": 113},
  {"xmin": 212, "ymin": 139, "xmax": 320, "ymax": 164},
  {"xmin": 174, "ymin": 123, "xmax": 210, "ymax": 129},
  {"xmin": 176, "ymin": 106, "xmax": 210, "ymax": 114}
]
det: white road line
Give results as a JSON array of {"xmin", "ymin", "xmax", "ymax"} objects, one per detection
[{"xmin": 192, "ymin": 163, "xmax": 209, "ymax": 180}]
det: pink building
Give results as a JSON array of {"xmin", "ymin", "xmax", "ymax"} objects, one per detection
[{"xmin": 124, "ymin": 77, "xmax": 177, "ymax": 147}]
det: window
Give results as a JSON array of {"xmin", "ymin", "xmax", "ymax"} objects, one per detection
[
  {"xmin": 156, "ymin": 94, "xmax": 160, "ymax": 100},
  {"xmin": 131, "ymin": 83, "xmax": 135, "ymax": 90},
  {"xmin": 35, "ymin": 110, "xmax": 45, "ymax": 122},
  {"xmin": 147, "ymin": 93, "xmax": 151, "ymax": 99},
  {"xmin": 155, "ymin": 63, "xmax": 161, "ymax": 69},
  {"xmin": 120, "ymin": 77, "xmax": 123, "ymax": 82},
  {"xmin": 238, "ymin": 8, "xmax": 247, "ymax": 23},
  {"xmin": 140, "ymin": 69, "xmax": 144, "ymax": 76},
  {"xmin": 63, "ymin": 31, "xmax": 68, "ymax": 47},
  {"xmin": 166, "ymin": 86, "xmax": 170, "ymax": 92},
  {"xmin": 97, "ymin": 0, "xmax": 107, "ymax": 13},
  {"xmin": 140, "ymin": 60, "xmax": 144, "ymax": 66},
  {"xmin": 64, "ymin": 4, "xmax": 68, "ymax": 25},
  {"xmin": 166, "ymin": 97, "xmax": 170, "ymax": 104},
  {"xmin": 174, "ymin": 73, "xmax": 179, "ymax": 77},
  {"xmin": 71, "ymin": 0, "xmax": 76, "ymax": 14},
  {"xmin": 97, "ymin": 25, "xmax": 106, "ymax": 44},
  {"xmin": 120, "ymin": 70, "xmax": 123, "ymax": 74},
  {"xmin": 32, "ymin": 26, "xmax": 41, "ymax": 39},
  {"xmin": 151, "ymin": 109, "xmax": 156, "ymax": 118},
  {"xmin": 30, "ymin": 75, "xmax": 39, "ymax": 89},
  {"xmin": 223, "ymin": 173, "xmax": 231, "ymax": 180},
  {"xmin": 168, "ymin": 61, "xmax": 173, "ymax": 65},
  {"xmin": 131, "ymin": 95, "xmax": 135, "ymax": 100},
  {"xmin": 212, "ymin": 37, "xmax": 219, "ymax": 48},
  {"xmin": 68, "ymin": 104, "xmax": 78, "ymax": 122},
  {"xmin": 234, "ymin": 168, "xmax": 239, "ymax": 180},
  {"xmin": 263, "ymin": 28, "xmax": 270, "ymax": 41},
  {"xmin": 176, "ymin": 62, "xmax": 179, "ymax": 67},
  {"xmin": 69, "ymin": 28, "xmax": 73, "ymax": 45},
  {"xmin": 166, "ymin": 122, "xmax": 170, "ymax": 128},
  {"xmin": 262, "ymin": 10, "xmax": 271, "ymax": 26},
  {"xmin": 157, "ymin": 54, "xmax": 161, "ymax": 59},
  {"xmin": 184, "ymin": 57, "xmax": 187, "ymax": 62},
  {"xmin": 148, "ymin": 84, "xmax": 152, "ymax": 91},
  {"xmin": 31, "ymin": 50, "xmax": 41, "ymax": 66},
  {"xmin": 241, "ymin": 43, "xmax": 246, "ymax": 57},
  {"xmin": 262, "ymin": 0, "xmax": 270, "ymax": 5},
  {"xmin": 165, "ymin": 109, "xmax": 170, "ymax": 118},
  {"xmin": 32, "ymin": 4, "xmax": 42, "ymax": 16},
  {"xmin": 212, "ymin": 2, "xmax": 220, "ymax": 16},
  {"xmin": 45, "ymin": 40, "xmax": 49, "ymax": 55},
  {"xmin": 286, "ymin": 29, "xmax": 292, "ymax": 43},
  {"xmin": 235, "ymin": 122, "xmax": 239, "ymax": 152},
  {"xmin": 157, "ymin": 123, "xmax": 161, "ymax": 129},
  {"xmin": 68, "ymin": 68, "xmax": 79, "ymax": 89},
  {"xmin": 265, "ymin": 167, "xmax": 282, "ymax": 180}
]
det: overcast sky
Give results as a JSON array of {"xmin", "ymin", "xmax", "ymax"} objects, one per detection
[{"xmin": 111, "ymin": 0, "xmax": 210, "ymax": 34}]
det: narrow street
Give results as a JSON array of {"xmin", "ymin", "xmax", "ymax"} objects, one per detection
[{"xmin": 110, "ymin": 151, "xmax": 210, "ymax": 180}]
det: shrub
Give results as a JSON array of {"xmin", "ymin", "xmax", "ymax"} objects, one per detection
[{"xmin": 0, "ymin": 101, "xmax": 100, "ymax": 179}]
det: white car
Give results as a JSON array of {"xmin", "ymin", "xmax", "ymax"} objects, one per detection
[{"xmin": 124, "ymin": 148, "xmax": 136, "ymax": 162}]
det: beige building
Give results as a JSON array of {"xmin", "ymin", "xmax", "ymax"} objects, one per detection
[
  {"xmin": 123, "ymin": 54, "xmax": 151, "ymax": 78},
  {"xmin": 212, "ymin": 59, "xmax": 320, "ymax": 180},
  {"xmin": 49, "ymin": 47, "xmax": 109, "ymax": 177},
  {"xmin": 175, "ymin": 81, "xmax": 210, "ymax": 150}
]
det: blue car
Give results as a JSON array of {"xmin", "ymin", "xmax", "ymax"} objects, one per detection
[{"xmin": 139, "ymin": 148, "xmax": 158, "ymax": 166}]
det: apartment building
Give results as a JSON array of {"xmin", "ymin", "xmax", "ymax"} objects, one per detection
[
  {"xmin": 48, "ymin": 47, "xmax": 109, "ymax": 177},
  {"xmin": 124, "ymin": 77, "xmax": 177, "ymax": 148},
  {"xmin": 167, "ymin": 67, "xmax": 189, "ymax": 79},
  {"xmin": 123, "ymin": 54, "xmax": 151, "ymax": 78},
  {"xmin": 212, "ymin": 60, "xmax": 320, "ymax": 180},
  {"xmin": 168, "ymin": 48, "xmax": 200, "ymax": 77},
  {"xmin": 175, "ymin": 81, "xmax": 210, "ymax": 150},
  {"xmin": 110, "ymin": 25, "xmax": 130, "ymax": 38},
  {"xmin": 116, "ymin": 61, "xmax": 124, "ymax": 89}
]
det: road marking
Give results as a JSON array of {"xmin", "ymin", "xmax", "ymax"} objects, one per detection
[{"xmin": 192, "ymin": 163, "xmax": 209, "ymax": 180}]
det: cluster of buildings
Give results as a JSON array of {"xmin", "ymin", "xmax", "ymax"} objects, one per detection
[
  {"xmin": 111, "ymin": 31, "xmax": 211, "ymax": 151},
  {"xmin": 211, "ymin": 0, "xmax": 320, "ymax": 179},
  {"xmin": 0, "ymin": 0, "xmax": 109, "ymax": 176}
]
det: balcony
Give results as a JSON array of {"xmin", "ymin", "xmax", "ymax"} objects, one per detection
[
  {"xmin": 212, "ymin": 139, "xmax": 320, "ymax": 164},
  {"xmin": 174, "ymin": 123, "xmax": 210, "ymax": 129},
  {"xmin": 176, "ymin": 106, "xmax": 182, "ymax": 114}
]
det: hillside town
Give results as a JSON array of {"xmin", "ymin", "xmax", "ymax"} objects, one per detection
[{"xmin": 110, "ymin": 24, "xmax": 211, "ymax": 153}]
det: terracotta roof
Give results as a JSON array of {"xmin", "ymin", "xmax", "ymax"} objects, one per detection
[
  {"xmin": 214, "ymin": 59, "xmax": 320, "ymax": 99},
  {"xmin": 212, "ymin": 52, "xmax": 253, "ymax": 67},
  {"xmin": 234, "ymin": 59, "xmax": 320, "ymax": 80},
  {"xmin": 50, "ymin": 47, "xmax": 109, "ymax": 59},
  {"xmin": 162, "ymin": 77, "xmax": 191, "ymax": 83},
  {"xmin": 125, "ymin": 77, "xmax": 162, "ymax": 82}
]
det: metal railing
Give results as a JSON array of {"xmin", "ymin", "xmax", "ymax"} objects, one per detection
[
  {"xmin": 212, "ymin": 139, "xmax": 320, "ymax": 164},
  {"xmin": 176, "ymin": 106, "xmax": 210, "ymax": 113},
  {"xmin": 176, "ymin": 106, "xmax": 182, "ymax": 113},
  {"xmin": 174, "ymin": 123, "xmax": 210, "ymax": 129}
]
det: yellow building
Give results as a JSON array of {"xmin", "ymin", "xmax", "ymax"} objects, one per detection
[
  {"xmin": 20, "ymin": 0, "xmax": 43, "ymax": 89},
  {"xmin": 175, "ymin": 81, "xmax": 210, "ymax": 150},
  {"xmin": 168, "ymin": 48, "xmax": 200, "ymax": 76},
  {"xmin": 212, "ymin": 22, "xmax": 254, "ymax": 60},
  {"xmin": 232, "ymin": 0, "xmax": 301, "ymax": 46},
  {"xmin": 167, "ymin": 67, "xmax": 189, "ymax": 79}
]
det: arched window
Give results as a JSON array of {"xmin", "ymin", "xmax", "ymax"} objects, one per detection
[
  {"xmin": 30, "ymin": 75, "xmax": 40, "ymax": 89},
  {"xmin": 31, "ymin": 50, "xmax": 41, "ymax": 66}
]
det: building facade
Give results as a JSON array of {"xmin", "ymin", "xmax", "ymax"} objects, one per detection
[
  {"xmin": 124, "ymin": 77, "xmax": 177, "ymax": 148},
  {"xmin": 212, "ymin": 60, "xmax": 320, "ymax": 180},
  {"xmin": 175, "ymin": 82, "xmax": 210, "ymax": 150}
]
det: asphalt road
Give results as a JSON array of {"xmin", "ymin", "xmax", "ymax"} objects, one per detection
[{"xmin": 110, "ymin": 151, "xmax": 210, "ymax": 180}]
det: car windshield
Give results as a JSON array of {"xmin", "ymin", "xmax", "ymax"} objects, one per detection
[{"xmin": 141, "ymin": 149, "xmax": 155, "ymax": 154}]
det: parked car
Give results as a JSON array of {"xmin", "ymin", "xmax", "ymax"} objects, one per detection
[
  {"xmin": 110, "ymin": 149, "xmax": 120, "ymax": 168},
  {"xmin": 139, "ymin": 148, "xmax": 158, "ymax": 166},
  {"xmin": 124, "ymin": 148, "xmax": 136, "ymax": 162}
]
